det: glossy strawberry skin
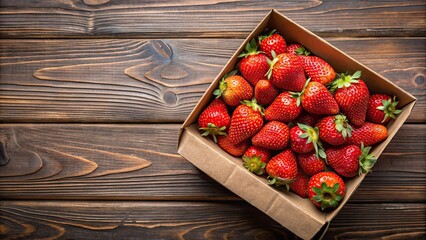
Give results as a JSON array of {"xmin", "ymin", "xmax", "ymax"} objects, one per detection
[
  {"xmin": 217, "ymin": 135, "xmax": 250, "ymax": 157},
  {"xmin": 367, "ymin": 94, "xmax": 400, "ymax": 124},
  {"xmin": 290, "ymin": 126, "xmax": 314, "ymax": 153},
  {"xmin": 301, "ymin": 82, "xmax": 339, "ymax": 115},
  {"xmin": 255, "ymin": 80, "xmax": 279, "ymax": 106},
  {"xmin": 220, "ymin": 75, "xmax": 253, "ymax": 107},
  {"xmin": 239, "ymin": 53, "xmax": 270, "ymax": 86},
  {"xmin": 326, "ymin": 145, "xmax": 361, "ymax": 178},
  {"xmin": 290, "ymin": 172, "xmax": 309, "ymax": 198},
  {"xmin": 286, "ymin": 43, "xmax": 303, "ymax": 55},
  {"xmin": 198, "ymin": 98, "xmax": 230, "ymax": 129},
  {"xmin": 228, "ymin": 103, "xmax": 264, "ymax": 145},
  {"xmin": 308, "ymin": 172, "xmax": 346, "ymax": 209},
  {"xmin": 316, "ymin": 116, "xmax": 346, "ymax": 146},
  {"xmin": 266, "ymin": 149, "xmax": 298, "ymax": 183},
  {"xmin": 301, "ymin": 56, "xmax": 336, "ymax": 85},
  {"xmin": 243, "ymin": 146, "xmax": 271, "ymax": 163},
  {"xmin": 252, "ymin": 121, "xmax": 289, "ymax": 150},
  {"xmin": 298, "ymin": 152, "xmax": 325, "ymax": 177},
  {"xmin": 334, "ymin": 79, "xmax": 369, "ymax": 126},
  {"xmin": 293, "ymin": 112, "xmax": 320, "ymax": 127},
  {"xmin": 259, "ymin": 33, "xmax": 287, "ymax": 59},
  {"xmin": 265, "ymin": 92, "xmax": 302, "ymax": 122},
  {"xmin": 270, "ymin": 53, "xmax": 307, "ymax": 92},
  {"xmin": 347, "ymin": 122, "xmax": 388, "ymax": 146}
]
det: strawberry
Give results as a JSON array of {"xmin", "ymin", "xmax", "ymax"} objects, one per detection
[
  {"xmin": 238, "ymin": 39, "xmax": 270, "ymax": 86},
  {"xmin": 266, "ymin": 52, "xmax": 307, "ymax": 92},
  {"xmin": 298, "ymin": 152, "xmax": 326, "ymax": 177},
  {"xmin": 266, "ymin": 149, "xmax": 298, "ymax": 188},
  {"xmin": 286, "ymin": 43, "xmax": 304, "ymax": 55},
  {"xmin": 258, "ymin": 29, "xmax": 287, "ymax": 59},
  {"xmin": 213, "ymin": 71, "xmax": 253, "ymax": 107},
  {"xmin": 326, "ymin": 143, "xmax": 377, "ymax": 178},
  {"xmin": 198, "ymin": 98, "xmax": 230, "ymax": 143},
  {"xmin": 292, "ymin": 79, "xmax": 339, "ymax": 115},
  {"xmin": 217, "ymin": 135, "xmax": 250, "ymax": 157},
  {"xmin": 255, "ymin": 79, "xmax": 279, "ymax": 106},
  {"xmin": 347, "ymin": 122, "xmax": 388, "ymax": 146},
  {"xmin": 252, "ymin": 121, "xmax": 289, "ymax": 150},
  {"xmin": 290, "ymin": 172, "xmax": 309, "ymax": 198},
  {"xmin": 308, "ymin": 172, "xmax": 346, "ymax": 210},
  {"xmin": 316, "ymin": 114, "xmax": 352, "ymax": 146},
  {"xmin": 228, "ymin": 98, "xmax": 264, "ymax": 145},
  {"xmin": 242, "ymin": 146, "xmax": 271, "ymax": 175},
  {"xmin": 264, "ymin": 92, "xmax": 302, "ymax": 122},
  {"xmin": 330, "ymin": 71, "xmax": 369, "ymax": 126},
  {"xmin": 293, "ymin": 111, "xmax": 320, "ymax": 127},
  {"xmin": 367, "ymin": 94, "xmax": 401, "ymax": 124},
  {"xmin": 300, "ymin": 56, "xmax": 336, "ymax": 85},
  {"xmin": 290, "ymin": 123, "xmax": 326, "ymax": 159}
]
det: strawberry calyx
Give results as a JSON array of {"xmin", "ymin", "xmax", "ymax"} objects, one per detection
[
  {"xmin": 265, "ymin": 50, "xmax": 279, "ymax": 79},
  {"xmin": 243, "ymin": 155, "xmax": 266, "ymax": 175},
  {"xmin": 329, "ymin": 70, "xmax": 361, "ymax": 93},
  {"xmin": 241, "ymin": 98, "xmax": 265, "ymax": 116},
  {"xmin": 312, "ymin": 182, "xmax": 343, "ymax": 211},
  {"xmin": 334, "ymin": 114, "xmax": 353, "ymax": 139},
  {"xmin": 258, "ymin": 29, "xmax": 277, "ymax": 42},
  {"xmin": 294, "ymin": 46, "xmax": 311, "ymax": 56},
  {"xmin": 238, "ymin": 39, "xmax": 263, "ymax": 58},
  {"xmin": 199, "ymin": 123, "xmax": 227, "ymax": 143},
  {"xmin": 267, "ymin": 175, "xmax": 292, "ymax": 190},
  {"xmin": 377, "ymin": 96, "xmax": 402, "ymax": 123},
  {"xmin": 213, "ymin": 70, "xmax": 237, "ymax": 98},
  {"xmin": 297, "ymin": 123, "xmax": 326, "ymax": 160},
  {"xmin": 290, "ymin": 78, "xmax": 311, "ymax": 106},
  {"xmin": 358, "ymin": 142, "xmax": 377, "ymax": 175}
]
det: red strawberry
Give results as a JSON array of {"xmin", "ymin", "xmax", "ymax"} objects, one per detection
[
  {"xmin": 298, "ymin": 152, "xmax": 326, "ymax": 177},
  {"xmin": 300, "ymin": 56, "xmax": 336, "ymax": 85},
  {"xmin": 330, "ymin": 71, "xmax": 369, "ymax": 126},
  {"xmin": 252, "ymin": 121, "xmax": 289, "ymax": 150},
  {"xmin": 367, "ymin": 94, "xmax": 401, "ymax": 124},
  {"xmin": 347, "ymin": 122, "xmax": 388, "ymax": 146},
  {"xmin": 198, "ymin": 98, "xmax": 230, "ymax": 143},
  {"xmin": 258, "ymin": 29, "xmax": 287, "ymax": 59},
  {"xmin": 290, "ymin": 172, "xmax": 309, "ymax": 198},
  {"xmin": 266, "ymin": 149, "xmax": 298, "ymax": 188},
  {"xmin": 308, "ymin": 172, "xmax": 346, "ymax": 210},
  {"xmin": 290, "ymin": 123, "xmax": 326, "ymax": 159},
  {"xmin": 228, "ymin": 99, "xmax": 264, "ymax": 145},
  {"xmin": 217, "ymin": 135, "xmax": 250, "ymax": 157},
  {"xmin": 242, "ymin": 146, "xmax": 271, "ymax": 175},
  {"xmin": 238, "ymin": 39, "xmax": 270, "ymax": 86},
  {"xmin": 292, "ymin": 80, "xmax": 339, "ymax": 115},
  {"xmin": 293, "ymin": 111, "xmax": 320, "ymax": 127},
  {"xmin": 326, "ymin": 144, "xmax": 377, "ymax": 178},
  {"xmin": 286, "ymin": 43, "xmax": 304, "ymax": 55},
  {"xmin": 213, "ymin": 71, "xmax": 253, "ymax": 107},
  {"xmin": 316, "ymin": 114, "xmax": 352, "ymax": 146},
  {"xmin": 255, "ymin": 79, "xmax": 279, "ymax": 106},
  {"xmin": 267, "ymin": 52, "xmax": 307, "ymax": 92},
  {"xmin": 265, "ymin": 92, "xmax": 302, "ymax": 122}
]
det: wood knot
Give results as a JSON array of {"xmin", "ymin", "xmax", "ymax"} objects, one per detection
[
  {"xmin": 163, "ymin": 91, "xmax": 177, "ymax": 105},
  {"xmin": 83, "ymin": 0, "xmax": 110, "ymax": 6},
  {"xmin": 0, "ymin": 141, "xmax": 9, "ymax": 166}
]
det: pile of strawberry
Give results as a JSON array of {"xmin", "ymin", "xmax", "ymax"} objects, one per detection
[{"xmin": 197, "ymin": 30, "xmax": 401, "ymax": 211}]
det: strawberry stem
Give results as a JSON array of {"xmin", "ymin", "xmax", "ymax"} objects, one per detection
[
  {"xmin": 243, "ymin": 155, "xmax": 266, "ymax": 175},
  {"xmin": 358, "ymin": 142, "xmax": 377, "ymax": 175},
  {"xmin": 297, "ymin": 123, "xmax": 326, "ymax": 159},
  {"xmin": 330, "ymin": 70, "xmax": 361, "ymax": 93},
  {"xmin": 199, "ymin": 123, "xmax": 227, "ymax": 143},
  {"xmin": 334, "ymin": 114, "xmax": 353, "ymax": 138},
  {"xmin": 312, "ymin": 182, "xmax": 343, "ymax": 211},
  {"xmin": 241, "ymin": 98, "xmax": 264, "ymax": 116},
  {"xmin": 377, "ymin": 96, "xmax": 401, "ymax": 123}
]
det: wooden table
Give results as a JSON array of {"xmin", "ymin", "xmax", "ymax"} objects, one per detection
[{"xmin": 0, "ymin": 1, "xmax": 425, "ymax": 239}]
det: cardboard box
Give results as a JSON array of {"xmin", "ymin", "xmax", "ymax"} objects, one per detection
[{"xmin": 177, "ymin": 9, "xmax": 416, "ymax": 239}]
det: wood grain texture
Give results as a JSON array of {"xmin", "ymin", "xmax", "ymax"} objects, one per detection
[
  {"xmin": 0, "ymin": 124, "xmax": 424, "ymax": 202},
  {"xmin": 1, "ymin": 38, "xmax": 424, "ymax": 123},
  {"xmin": 0, "ymin": 0, "xmax": 425, "ymax": 38},
  {"xmin": 0, "ymin": 201, "xmax": 424, "ymax": 240}
]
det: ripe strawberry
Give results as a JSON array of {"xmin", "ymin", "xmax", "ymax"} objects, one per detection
[
  {"xmin": 290, "ymin": 123, "xmax": 326, "ymax": 159},
  {"xmin": 258, "ymin": 29, "xmax": 287, "ymax": 59},
  {"xmin": 308, "ymin": 172, "xmax": 346, "ymax": 210},
  {"xmin": 198, "ymin": 98, "xmax": 230, "ymax": 143},
  {"xmin": 242, "ymin": 146, "xmax": 271, "ymax": 175},
  {"xmin": 266, "ymin": 149, "xmax": 298, "ymax": 188},
  {"xmin": 330, "ymin": 71, "xmax": 369, "ymax": 126},
  {"xmin": 252, "ymin": 121, "xmax": 289, "ymax": 150},
  {"xmin": 217, "ymin": 135, "xmax": 250, "ymax": 157},
  {"xmin": 255, "ymin": 79, "xmax": 279, "ymax": 106},
  {"xmin": 326, "ymin": 144, "xmax": 377, "ymax": 178},
  {"xmin": 228, "ymin": 99, "xmax": 264, "ymax": 145},
  {"xmin": 265, "ymin": 92, "xmax": 302, "ymax": 122},
  {"xmin": 293, "ymin": 111, "xmax": 320, "ymax": 127},
  {"xmin": 300, "ymin": 56, "xmax": 336, "ymax": 85},
  {"xmin": 298, "ymin": 152, "xmax": 326, "ymax": 177},
  {"xmin": 213, "ymin": 71, "xmax": 253, "ymax": 107},
  {"xmin": 290, "ymin": 172, "xmax": 309, "ymax": 198},
  {"xmin": 286, "ymin": 43, "xmax": 305, "ymax": 55},
  {"xmin": 266, "ymin": 52, "xmax": 307, "ymax": 92},
  {"xmin": 347, "ymin": 122, "xmax": 388, "ymax": 146},
  {"xmin": 238, "ymin": 39, "xmax": 270, "ymax": 86},
  {"xmin": 316, "ymin": 114, "xmax": 352, "ymax": 146},
  {"xmin": 292, "ymin": 80, "xmax": 339, "ymax": 115},
  {"xmin": 367, "ymin": 94, "xmax": 401, "ymax": 124}
]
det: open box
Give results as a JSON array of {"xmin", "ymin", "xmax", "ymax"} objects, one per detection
[{"xmin": 177, "ymin": 9, "xmax": 416, "ymax": 239}]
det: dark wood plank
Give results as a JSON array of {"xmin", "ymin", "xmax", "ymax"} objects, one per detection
[
  {"xmin": 0, "ymin": 124, "xmax": 424, "ymax": 202},
  {"xmin": 0, "ymin": 0, "xmax": 425, "ymax": 38},
  {"xmin": 0, "ymin": 38, "xmax": 424, "ymax": 123},
  {"xmin": 0, "ymin": 201, "xmax": 424, "ymax": 240}
]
